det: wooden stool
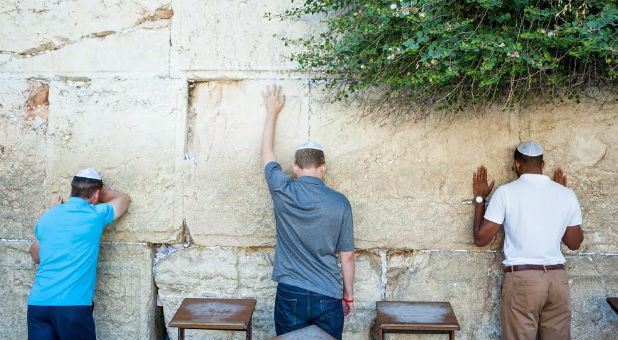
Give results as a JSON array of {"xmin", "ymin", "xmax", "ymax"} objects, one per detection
[
  {"xmin": 608, "ymin": 297, "xmax": 618, "ymax": 314},
  {"xmin": 168, "ymin": 298, "xmax": 256, "ymax": 340},
  {"xmin": 264, "ymin": 325, "xmax": 336, "ymax": 340},
  {"xmin": 376, "ymin": 301, "xmax": 460, "ymax": 340}
]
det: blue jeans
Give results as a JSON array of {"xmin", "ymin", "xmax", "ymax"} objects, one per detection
[
  {"xmin": 274, "ymin": 283, "xmax": 344, "ymax": 340},
  {"xmin": 27, "ymin": 305, "xmax": 96, "ymax": 340}
]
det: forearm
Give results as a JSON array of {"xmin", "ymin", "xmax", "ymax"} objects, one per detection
[
  {"xmin": 473, "ymin": 203, "xmax": 485, "ymax": 245},
  {"xmin": 99, "ymin": 188, "xmax": 126, "ymax": 203},
  {"xmin": 29, "ymin": 240, "xmax": 40, "ymax": 264},
  {"xmin": 100, "ymin": 188, "xmax": 130, "ymax": 220},
  {"xmin": 341, "ymin": 254, "xmax": 355, "ymax": 299},
  {"xmin": 261, "ymin": 114, "xmax": 277, "ymax": 166},
  {"xmin": 562, "ymin": 226, "xmax": 584, "ymax": 250}
]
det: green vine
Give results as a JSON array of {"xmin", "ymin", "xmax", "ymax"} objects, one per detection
[{"xmin": 269, "ymin": 0, "xmax": 618, "ymax": 111}]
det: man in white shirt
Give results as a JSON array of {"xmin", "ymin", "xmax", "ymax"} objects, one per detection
[{"xmin": 471, "ymin": 141, "xmax": 584, "ymax": 340}]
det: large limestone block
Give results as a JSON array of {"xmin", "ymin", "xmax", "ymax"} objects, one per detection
[
  {"xmin": 0, "ymin": 26, "xmax": 170, "ymax": 77},
  {"xmin": 155, "ymin": 246, "xmax": 277, "ymax": 340},
  {"xmin": 96, "ymin": 243, "xmax": 158, "ymax": 340},
  {"xmin": 155, "ymin": 247, "xmax": 381, "ymax": 340},
  {"xmin": 343, "ymin": 252, "xmax": 382, "ymax": 340},
  {"xmin": 0, "ymin": 241, "xmax": 37, "ymax": 340},
  {"xmin": 46, "ymin": 79, "xmax": 186, "ymax": 243},
  {"xmin": 310, "ymin": 94, "xmax": 520, "ymax": 250},
  {"xmin": 309, "ymin": 93, "xmax": 618, "ymax": 251},
  {"xmin": 523, "ymin": 97, "xmax": 618, "ymax": 253},
  {"xmin": 0, "ymin": 241, "xmax": 157, "ymax": 340},
  {"xmin": 0, "ymin": 80, "xmax": 48, "ymax": 239},
  {"xmin": 184, "ymin": 80, "xmax": 309, "ymax": 247},
  {"xmin": 387, "ymin": 250, "xmax": 504, "ymax": 339},
  {"xmin": 0, "ymin": 0, "xmax": 171, "ymax": 76},
  {"xmin": 170, "ymin": 0, "xmax": 319, "ymax": 74},
  {"xmin": 387, "ymin": 251, "xmax": 618, "ymax": 340},
  {"xmin": 566, "ymin": 254, "xmax": 618, "ymax": 340}
]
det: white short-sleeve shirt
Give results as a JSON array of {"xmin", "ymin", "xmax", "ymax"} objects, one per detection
[{"xmin": 484, "ymin": 174, "xmax": 582, "ymax": 266}]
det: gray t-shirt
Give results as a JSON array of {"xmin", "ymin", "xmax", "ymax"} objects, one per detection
[{"xmin": 265, "ymin": 161, "xmax": 354, "ymax": 299}]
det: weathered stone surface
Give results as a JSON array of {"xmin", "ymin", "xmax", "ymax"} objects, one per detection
[
  {"xmin": 46, "ymin": 79, "xmax": 186, "ymax": 243},
  {"xmin": 387, "ymin": 251, "xmax": 618, "ymax": 340},
  {"xmin": 0, "ymin": 25, "xmax": 170, "ymax": 77},
  {"xmin": 309, "ymin": 92, "xmax": 617, "ymax": 252},
  {"xmin": 0, "ymin": 241, "xmax": 158, "ymax": 340},
  {"xmin": 183, "ymin": 80, "xmax": 309, "ymax": 247},
  {"xmin": 524, "ymin": 99, "xmax": 618, "ymax": 254},
  {"xmin": 95, "ymin": 243, "xmax": 158, "ymax": 340},
  {"xmin": 0, "ymin": 0, "xmax": 171, "ymax": 76},
  {"xmin": 183, "ymin": 80, "xmax": 616, "ymax": 253},
  {"xmin": 155, "ymin": 247, "xmax": 381, "ymax": 340},
  {"xmin": 155, "ymin": 246, "xmax": 277, "ymax": 340},
  {"xmin": 566, "ymin": 254, "xmax": 618, "ymax": 340},
  {"xmin": 0, "ymin": 241, "xmax": 37, "ymax": 340},
  {"xmin": 170, "ymin": 0, "xmax": 319, "ymax": 74},
  {"xmin": 0, "ymin": 80, "xmax": 47, "ymax": 239},
  {"xmin": 387, "ymin": 250, "xmax": 504, "ymax": 340}
]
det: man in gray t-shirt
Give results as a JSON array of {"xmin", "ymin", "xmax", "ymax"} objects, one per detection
[{"xmin": 260, "ymin": 85, "xmax": 355, "ymax": 340}]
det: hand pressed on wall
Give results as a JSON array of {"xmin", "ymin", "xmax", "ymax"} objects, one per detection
[
  {"xmin": 261, "ymin": 84, "xmax": 286, "ymax": 116},
  {"xmin": 473, "ymin": 166, "xmax": 494, "ymax": 198},
  {"xmin": 52, "ymin": 196, "xmax": 64, "ymax": 207},
  {"xmin": 553, "ymin": 168, "xmax": 568, "ymax": 187}
]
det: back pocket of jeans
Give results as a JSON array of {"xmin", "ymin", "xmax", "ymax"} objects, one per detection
[
  {"xmin": 275, "ymin": 294, "xmax": 297, "ymax": 326},
  {"xmin": 319, "ymin": 299, "xmax": 341, "ymax": 320}
]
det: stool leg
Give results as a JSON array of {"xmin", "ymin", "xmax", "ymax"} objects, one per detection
[
  {"xmin": 449, "ymin": 330, "xmax": 454, "ymax": 340},
  {"xmin": 246, "ymin": 317, "xmax": 252, "ymax": 340},
  {"xmin": 178, "ymin": 328, "xmax": 185, "ymax": 340}
]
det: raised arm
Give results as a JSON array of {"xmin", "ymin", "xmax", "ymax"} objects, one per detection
[
  {"xmin": 340, "ymin": 250, "xmax": 355, "ymax": 318},
  {"xmin": 261, "ymin": 85, "xmax": 285, "ymax": 167},
  {"xmin": 99, "ymin": 189, "xmax": 130, "ymax": 220},
  {"xmin": 472, "ymin": 166, "xmax": 501, "ymax": 247},
  {"xmin": 553, "ymin": 168, "xmax": 584, "ymax": 250}
]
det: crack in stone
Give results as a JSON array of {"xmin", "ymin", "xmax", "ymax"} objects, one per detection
[{"xmin": 0, "ymin": 19, "xmax": 172, "ymax": 64}]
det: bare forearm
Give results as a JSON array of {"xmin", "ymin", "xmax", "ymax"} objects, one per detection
[
  {"xmin": 261, "ymin": 114, "xmax": 277, "ymax": 166},
  {"xmin": 473, "ymin": 203, "xmax": 485, "ymax": 245},
  {"xmin": 100, "ymin": 189, "xmax": 130, "ymax": 220},
  {"xmin": 99, "ymin": 189, "xmax": 125, "ymax": 203},
  {"xmin": 563, "ymin": 226, "xmax": 584, "ymax": 250},
  {"xmin": 341, "ymin": 255, "xmax": 355, "ymax": 299},
  {"xmin": 30, "ymin": 240, "xmax": 40, "ymax": 264}
]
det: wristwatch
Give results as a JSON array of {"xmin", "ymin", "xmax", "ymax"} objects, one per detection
[{"xmin": 474, "ymin": 196, "xmax": 484, "ymax": 204}]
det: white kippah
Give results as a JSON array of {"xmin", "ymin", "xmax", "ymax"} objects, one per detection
[
  {"xmin": 297, "ymin": 140, "xmax": 324, "ymax": 152},
  {"xmin": 517, "ymin": 141, "xmax": 543, "ymax": 157},
  {"xmin": 74, "ymin": 168, "xmax": 102, "ymax": 180}
]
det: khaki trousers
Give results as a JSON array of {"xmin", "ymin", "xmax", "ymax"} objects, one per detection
[{"xmin": 501, "ymin": 269, "xmax": 571, "ymax": 340}]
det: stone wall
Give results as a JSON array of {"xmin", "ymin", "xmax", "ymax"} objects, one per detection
[{"xmin": 1, "ymin": 1, "xmax": 617, "ymax": 339}]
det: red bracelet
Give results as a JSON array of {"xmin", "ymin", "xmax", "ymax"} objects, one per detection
[{"xmin": 342, "ymin": 297, "xmax": 354, "ymax": 303}]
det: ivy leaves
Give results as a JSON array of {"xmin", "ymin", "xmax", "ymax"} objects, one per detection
[{"xmin": 274, "ymin": 0, "xmax": 618, "ymax": 110}]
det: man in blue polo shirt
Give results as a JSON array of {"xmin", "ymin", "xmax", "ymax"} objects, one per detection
[
  {"xmin": 27, "ymin": 168, "xmax": 130, "ymax": 340},
  {"xmin": 260, "ymin": 85, "xmax": 355, "ymax": 340}
]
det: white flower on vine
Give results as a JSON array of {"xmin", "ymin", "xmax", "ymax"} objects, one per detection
[
  {"xmin": 499, "ymin": 42, "xmax": 506, "ymax": 48},
  {"xmin": 390, "ymin": 3, "xmax": 397, "ymax": 10},
  {"xmin": 507, "ymin": 51, "xmax": 520, "ymax": 58},
  {"xmin": 419, "ymin": 12, "xmax": 426, "ymax": 18}
]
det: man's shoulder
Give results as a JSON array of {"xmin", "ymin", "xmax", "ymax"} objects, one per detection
[{"xmin": 323, "ymin": 185, "xmax": 350, "ymax": 205}]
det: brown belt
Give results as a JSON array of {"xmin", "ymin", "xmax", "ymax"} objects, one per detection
[{"xmin": 504, "ymin": 264, "xmax": 565, "ymax": 273}]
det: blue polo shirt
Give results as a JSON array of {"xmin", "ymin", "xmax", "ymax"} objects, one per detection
[{"xmin": 28, "ymin": 197, "xmax": 114, "ymax": 306}]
